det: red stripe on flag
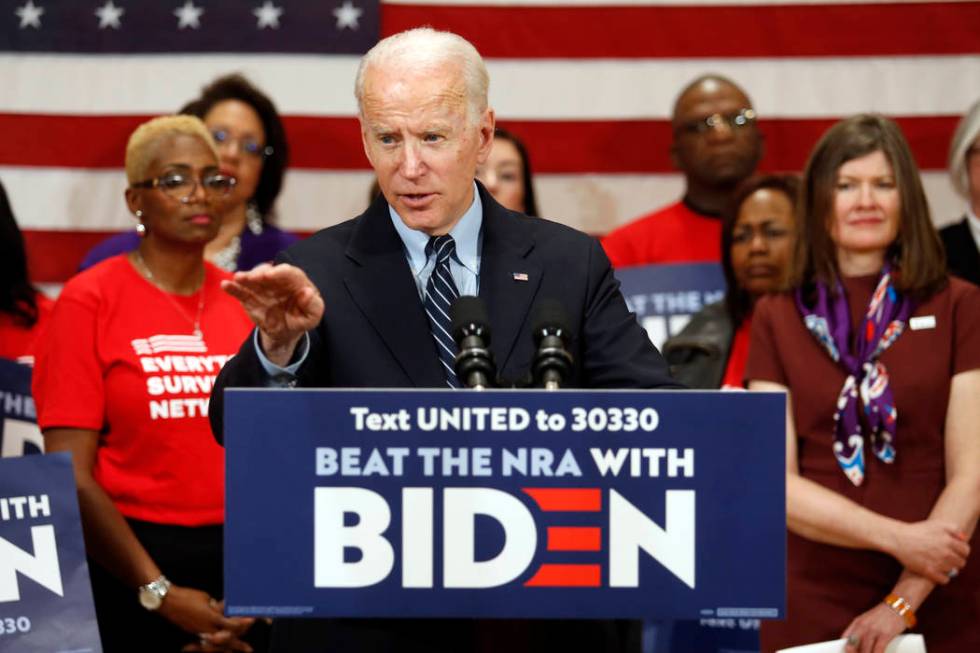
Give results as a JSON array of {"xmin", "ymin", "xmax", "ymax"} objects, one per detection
[
  {"xmin": 523, "ymin": 488, "xmax": 601, "ymax": 512},
  {"xmin": 0, "ymin": 114, "xmax": 367, "ymax": 170},
  {"xmin": 2, "ymin": 114, "xmax": 958, "ymax": 173},
  {"xmin": 524, "ymin": 564, "xmax": 601, "ymax": 587},
  {"xmin": 383, "ymin": 3, "xmax": 980, "ymax": 59},
  {"xmin": 547, "ymin": 526, "xmax": 602, "ymax": 552},
  {"xmin": 23, "ymin": 230, "xmax": 118, "ymax": 283}
]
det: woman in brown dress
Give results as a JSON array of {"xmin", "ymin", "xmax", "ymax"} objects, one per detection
[{"xmin": 746, "ymin": 115, "xmax": 980, "ymax": 653}]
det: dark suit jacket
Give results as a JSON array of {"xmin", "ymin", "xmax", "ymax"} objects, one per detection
[
  {"xmin": 940, "ymin": 217, "xmax": 980, "ymax": 286},
  {"xmin": 211, "ymin": 184, "xmax": 675, "ymax": 653}
]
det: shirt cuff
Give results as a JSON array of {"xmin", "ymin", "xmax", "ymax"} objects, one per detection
[{"xmin": 254, "ymin": 330, "xmax": 310, "ymax": 386}]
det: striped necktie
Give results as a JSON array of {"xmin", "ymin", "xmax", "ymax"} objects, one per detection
[{"xmin": 424, "ymin": 235, "xmax": 462, "ymax": 388}]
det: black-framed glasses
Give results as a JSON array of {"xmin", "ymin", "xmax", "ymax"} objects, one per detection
[
  {"xmin": 677, "ymin": 108, "xmax": 757, "ymax": 136},
  {"xmin": 211, "ymin": 129, "xmax": 273, "ymax": 158},
  {"xmin": 131, "ymin": 171, "xmax": 236, "ymax": 202}
]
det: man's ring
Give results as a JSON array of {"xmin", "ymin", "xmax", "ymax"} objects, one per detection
[
  {"xmin": 948, "ymin": 568, "xmax": 959, "ymax": 579},
  {"xmin": 847, "ymin": 634, "xmax": 860, "ymax": 647},
  {"xmin": 209, "ymin": 597, "xmax": 218, "ymax": 608}
]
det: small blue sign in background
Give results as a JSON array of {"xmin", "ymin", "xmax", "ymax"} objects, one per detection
[
  {"xmin": 0, "ymin": 358, "xmax": 44, "ymax": 457},
  {"xmin": 0, "ymin": 453, "xmax": 102, "ymax": 653},
  {"xmin": 616, "ymin": 262, "xmax": 726, "ymax": 350}
]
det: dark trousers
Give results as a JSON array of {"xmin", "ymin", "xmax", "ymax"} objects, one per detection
[
  {"xmin": 89, "ymin": 519, "xmax": 268, "ymax": 653},
  {"xmin": 269, "ymin": 617, "xmax": 640, "ymax": 653}
]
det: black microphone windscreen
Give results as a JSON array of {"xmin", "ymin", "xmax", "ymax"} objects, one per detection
[
  {"xmin": 450, "ymin": 295, "xmax": 490, "ymax": 340},
  {"xmin": 531, "ymin": 299, "xmax": 570, "ymax": 335}
]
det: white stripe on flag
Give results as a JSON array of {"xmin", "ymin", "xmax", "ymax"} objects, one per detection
[{"xmin": 2, "ymin": 54, "xmax": 978, "ymax": 119}]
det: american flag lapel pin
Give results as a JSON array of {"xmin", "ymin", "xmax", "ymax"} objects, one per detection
[{"xmin": 512, "ymin": 272, "xmax": 529, "ymax": 282}]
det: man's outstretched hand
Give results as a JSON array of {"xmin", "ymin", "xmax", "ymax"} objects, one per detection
[{"xmin": 221, "ymin": 263, "xmax": 324, "ymax": 367}]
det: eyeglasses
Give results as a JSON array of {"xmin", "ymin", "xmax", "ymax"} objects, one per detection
[
  {"xmin": 211, "ymin": 129, "xmax": 273, "ymax": 158},
  {"xmin": 677, "ymin": 108, "xmax": 757, "ymax": 136},
  {"xmin": 131, "ymin": 171, "xmax": 236, "ymax": 203}
]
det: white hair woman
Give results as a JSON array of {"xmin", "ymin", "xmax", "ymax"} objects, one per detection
[
  {"xmin": 941, "ymin": 99, "xmax": 980, "ymax": 286},
  {"xmin": 33, "ymin": 115, "xmax": 256, "ymax": 652}
]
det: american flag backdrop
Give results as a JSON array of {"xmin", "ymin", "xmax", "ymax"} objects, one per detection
[{"xmin": 2, "ymin": 0, "xmax": 980, "ymax": 284}]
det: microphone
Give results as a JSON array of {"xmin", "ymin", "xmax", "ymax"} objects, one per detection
[
  {"xmin": 531, "ymin": 299, "xmax": 573, "ymax": 390},
  {"xmin": 450, "ymin": 296, "xmax": 497, "ymax": 390}
]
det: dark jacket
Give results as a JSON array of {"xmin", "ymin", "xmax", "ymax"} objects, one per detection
[
  {"xmin": 662, "ymin": 301, "xmax": 734, "ymax": 390},
  {"xmin": 211, "ymin": 182, "xmax": 675, "ymax": 653},
  {"xmin": 939, "ymin": 217, "xmax": 980, "ymax": 286}
]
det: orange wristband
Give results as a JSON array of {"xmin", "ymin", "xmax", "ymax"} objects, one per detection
[{"xmin": 883, "ymin": 594, "xmax": 917, "ymax": 629}]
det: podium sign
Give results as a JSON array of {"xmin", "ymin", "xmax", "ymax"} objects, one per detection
[
  {"xmin": 224, "ymin": 389, "xmax": 785, "ymax": 620},
  {"xmin": 0, "ymin": 453, "xmax": 102, "ymax": 653}
]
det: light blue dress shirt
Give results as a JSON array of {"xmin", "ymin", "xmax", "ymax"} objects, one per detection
[{"xmin": 256, "ymin": 183, "xmax": 484, "ymax": 378}]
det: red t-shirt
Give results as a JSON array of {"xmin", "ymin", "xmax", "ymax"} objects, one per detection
[
  {"xmin": 33, "ymin": 256, "xmax": 252, "ymax": 526},
  {"xmin": 720, "ymin": 314, "xmax": 752, "ymax": 389},
  {"xmin": 0, "ymin": 294, "xmax": 54, "ymax": 365},
  {"xmin": 601, "ymin": 201, "xmax": 721, "ymax": 268}
]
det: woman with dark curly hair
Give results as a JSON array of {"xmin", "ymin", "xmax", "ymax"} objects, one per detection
[
  {"xmin": 663, "ymin": 174, "xmax": 799, "ymax": 388},
  {"xmin": 81, "ymin": 74, "xmax": 297, "ymax": 272},
  {"xmin": 0, "ymin": 179, "xmax": 53, "ymax": 365}
]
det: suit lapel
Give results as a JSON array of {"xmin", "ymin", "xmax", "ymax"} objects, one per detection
[
  {"xmin": 343, "ymin": 198, "xmax": 445, "ymax": 387},
  {"xmin": 477, "ymin": 185, "xmax": 542, "ymax": 372},
  {"xmin": 951, "ymin": 219, "xmax": 980, "ymax": 282}
]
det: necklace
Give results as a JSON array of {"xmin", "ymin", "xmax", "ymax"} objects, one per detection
[
  {"xmin": 133, "ymin": 250, "xmax": 206, "ymax": 338},
  {"xmin": 211, "ymin": 234, "xmax": 241, "ymax": 272}
]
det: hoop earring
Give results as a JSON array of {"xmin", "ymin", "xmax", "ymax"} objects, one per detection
[{"xmin": 135, "ymin": 210, "xmax": 147, "ymax": 238}]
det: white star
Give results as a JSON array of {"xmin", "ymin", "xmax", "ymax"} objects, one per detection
[
  {"xmin": 174, "ymin": 1, "xmax": 203, "ymax": 30},
  {"xmin": 95, "ymin": 1, "xmax": 124, "ymax": 30},
  {"xmin": 15, "ymin": 0, "xmax": 44, "ymax": 29},
  {"xmin": 253, "ymin": 1, "xmax": 283, "ymax": 29},
  {"xmin": 332, "ymin": 0, "xmax": 362, "ymax": 31}
]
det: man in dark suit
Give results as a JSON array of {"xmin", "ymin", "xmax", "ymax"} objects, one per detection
[
  {"xmin": 211, "ymin": 26, "xmax": 675, "ymax": 653},
  {"xmin": 940, "ymin": 218, "xmax": 980, "ymax": 286}
]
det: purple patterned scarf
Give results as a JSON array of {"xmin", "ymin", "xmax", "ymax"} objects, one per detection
[{"xmin": 795, "ymin": 266, "xmax": 914, "ymax": 486}]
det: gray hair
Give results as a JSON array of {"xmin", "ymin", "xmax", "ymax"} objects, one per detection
[
  {"xmin": 949, "ymin": 98, "xmax": 980, "ymax": 198},
  {"xmin": 354, "ymin": 27, "xmax": 490, "ymax": 124}
]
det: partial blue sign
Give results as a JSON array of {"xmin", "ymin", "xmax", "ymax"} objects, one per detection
[
  {"xmin": 0, "ymin": 358, "xmax": 43, "ymax": 457},
  {"xmin": 225, "ymin": 389, "xmax": 785, "ymax": 621},
  {"xmin": 616, "ymin": 262, "xmax": 726, "ymax": 350},
  {"xmin": 0, "ymin": 453, "xmax": 102, "ymax": 653}
]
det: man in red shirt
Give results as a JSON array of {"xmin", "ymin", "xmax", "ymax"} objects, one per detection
[{"xmin": 602, "ymin": 75, "xmax": 763, "ymax": 267}]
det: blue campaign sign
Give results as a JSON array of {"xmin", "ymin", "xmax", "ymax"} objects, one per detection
[
  {"xmin": 0, "ymin": 452, "xmax": 102, "ymax": 653},
  {"xmin": 0, "ymin": 358, "xmax": 44, "ymax": 457},
  {"xmin": 615, "ymin": 262, "xmax": 726, "ymax": 350},
  {"xmin": 225, "ymin": 389, "xmax": 785, "ymax": 621}
]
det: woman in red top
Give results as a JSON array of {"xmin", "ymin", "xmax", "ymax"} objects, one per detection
[
  {"xmin": 0, "ymin": 180, "xmax": 53, "ymax": 365},
  {"xmin": 747, "ymin": 115, "xmax": 980, "ymax": 652},
  {"xmin": 663, "ymin": 175, "xmax": 799, "ymax": 388},
  {"xmin": 33, "ymin": 116, "xmax": 256, "ymax": 652}
]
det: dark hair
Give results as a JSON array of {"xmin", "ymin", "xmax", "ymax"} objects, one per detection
[
  {"xmin": 494, "ymin": 127, "xmax": 539, "ymax": 217},
  {"xmin": 721, "ymin": 174, "xmax": 800, "ymax": 326},
  {"xmin": 0, "ymin": 181, "xmax": 39, "ymax": 327},
  {"xmin": 791, "ymin": 114, "xmax": 946, "ymax": 299},
  {"xmin": 179, "ymin": 74, "xmax": 288, "ymax": 218}
]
